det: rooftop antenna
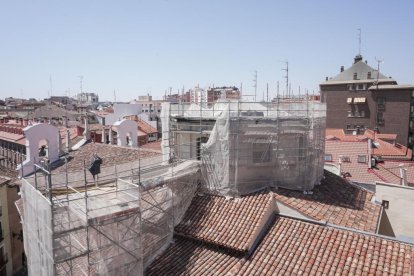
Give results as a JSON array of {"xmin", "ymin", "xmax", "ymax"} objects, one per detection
[
  {"xmin": 78, "ymin": 75, "xmax": 84, "ymax": 93},
  {"xmin": 374, "ymin": 56, "xmax": 384, "ymax": 89},
  {"xmin": 253, "ymin": 70, "xmax": 258, "ymax": 102},
  {"xmin": 266, "ymin": 83, "xmax": 269, "ymax": 102},
  {"xmin": 49, "ymin": 75, "xmax": 53, "ymax": 98},
  {"xmin": 113, "ymin": 90, "xmax": 117, "ymax": 102},
  {"xmin": 280, "ymin": 60, "xmax": 288, "ymax": 98},
  {"xmin": 277, "ymin": 81, "xmax": 279, "ymax": 98},
  {"xmin": 357, "ymin": 28, "xmax": 362, "ymax": 56}
]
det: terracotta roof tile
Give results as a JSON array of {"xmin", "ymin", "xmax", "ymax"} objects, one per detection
[
  {"xmin": 274, "ymin": 171, "xmax": 382, "ymax": 232},
  {"xmin": 146, "ymin": 216, "xmax": 413, "ymax": 275},
  {"xmin": 175, "ymin": 191, "xmax": 273, "ymax": 253},
  {"xmin": 53, "ymin": 142, "xmax": 161, "ymax": 173},
  {"xmin": 325, "ymin": 129, "xmax": 411, "ymax": 160}
]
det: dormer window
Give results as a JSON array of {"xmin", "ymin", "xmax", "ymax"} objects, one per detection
[{"xmin": 353, "ymin": 73, "xmax": 357, "ymax": 80}]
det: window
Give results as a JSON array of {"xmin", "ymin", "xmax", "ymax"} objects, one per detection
[
  {"xmin": 382, "ymin": 200, "xmax": 389, "ymax": 209},
  {"xmin": 348, "ymin": 111, "xmax": 352, "ymax": 117},
  {"xmin": 252, "ymin": 139, "xmax": 271, "ymax": 163},
  {"xmin": 360, "ymin": 110, "xmax": 365, "ymax": 117},
  {"xmin": 353, "ymin": 72, "xmax": 357, "ymax": 80},
  {"xmin": 346, "ymin": 124, "xmax": 352, "ymax": 130},
  {"xmin": 340, "ymin": 156, "xmax": 351, "ymax": 162},
  {"xmin": 367, "ymin": 72, "xmax": 372, "ymax": 79},
  {"xmin": 357, "ymin": 84, "xmax": 364, "ymax": 90},
  {"xmin": 377, "ymin": 112, "xmax": 384, "ymax": 125},
  {"xmin": 324, "ymin": 154, "xmax": 333, "ymax": 162},
  {"xmin": 357, "ymin": 155, "xmax": 367, "ymax": 163},
  {"xmin": 377, "ymin": 97, "xmax": 386, "ymax": 105},
  {"xmin": 354, "ymin": 97, "xmax": 366, "ymax": 103},
  {"xmin": 347, "ymin": 98, "xmax": 353, "ymax": 104}
]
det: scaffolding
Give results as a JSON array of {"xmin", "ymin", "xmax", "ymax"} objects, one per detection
[
  {"xmin": 161, "ymin": 99, "xmax": 326, "ymax": 196},
  {"xmin": 21, "ymin": 152, "xmax": 200, "ymax": 276},
  {"xmin": 20, "ymin": 97, "xmax": 326, "ymax": 275}
]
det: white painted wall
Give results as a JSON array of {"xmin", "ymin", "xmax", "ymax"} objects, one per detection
[
  {"xmin": 18, "ymin": 123, "xmax": 60, "ymax": 176},
  {"xmin": 102, "ymin": 104, "xmax": 143, "ymax": 125},
  {"xmin": 376, "ymin": 182, "xmax": 414, "ymax": 242},
  {"xmin": 113, "ymin": 119, "xmax": 138, "ymax": 148}
]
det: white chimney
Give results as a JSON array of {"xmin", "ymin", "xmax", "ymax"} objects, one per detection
[
  {"xmin": 399, "ymin": 164, "xmax": 408, "ymax": 186},
  {"xmin": 338, "ymin": 158, "xmax": 342, "ymax": 175}
]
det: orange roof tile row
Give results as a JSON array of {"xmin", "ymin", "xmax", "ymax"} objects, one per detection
[
  {"xmin": 146, "ymin": 216, "xmax": 413, "ymax": 275},
  {"xmin": 175, "ymin": 191, "xmax": 273, "ymax": 252},
  {"xmin": 274, "ymin": 171, "xmax": 381, "ymax": 232},
  {"xmin": 325, "ymin": 128, "xmax": 411, "ymax": 159}
]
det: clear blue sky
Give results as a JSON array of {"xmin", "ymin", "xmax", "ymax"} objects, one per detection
[{"xmin": 1, "ymin": 0, "xmax": 413, "ymax": 102}]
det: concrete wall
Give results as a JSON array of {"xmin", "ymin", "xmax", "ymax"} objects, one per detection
[
  {"xmin": 376, "ymin": 182, "xmax": 414, "ymax": 242},
  {"xmin": 103, "ymin": 104, "xmax": 143, "ymax": 125}
]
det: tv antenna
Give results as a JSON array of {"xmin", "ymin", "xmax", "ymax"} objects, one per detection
[
  {"xmin": 49, "ymin": 75, "xmax": 53, "ymax": 98},
  {"xmin": 78, "ymin": 75, "xmax": 84, "ymax": 94},
  {"xmin": 357, "ymin": 28, "xmax": 362, "ymax": 56},
  {"xmin": 374, "ymin": 57, "xmax": 384, "ymax": 89},
  {"xmin": 280, "ymin": 60, "xmax": 289, "ymax": 98},
  {"xmin": 252, "ymin": 70, "xmax": 258, "ymax": 102}
]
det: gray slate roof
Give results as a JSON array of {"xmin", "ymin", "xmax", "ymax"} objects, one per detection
[{"xmin": 321, "ymin": 60, "xmax": 395, "ymax": 85}]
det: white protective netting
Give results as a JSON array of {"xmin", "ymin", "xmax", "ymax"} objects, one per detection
[
  {"xmin": 22, "ymin": 180, "xmax": 54, "ymax": 276},
  {"xmin": 21, "ymin": 156, "xmax": 200, "ymax": 275},
  {"xmin": 163, "ymin": 100, "xmax": 326, "ymax": 196}
]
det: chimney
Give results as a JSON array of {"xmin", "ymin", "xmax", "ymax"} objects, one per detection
[
  {"xmin": 354, "ymin": 54, "xmax": 363, "ymax": 64},
  {"xmin": 338, "ymin": 158, "xmax": 342, "ymax": 176},
  {"xmin": 340, "ymin": 66, "xmax": 344, "ymax": 72},
  {"xmin": 325, "ymin": 77, "xmax": 328, "ymax": 81},
  {"xmin": 399, "ymin": 164, "xmax": 408, "ymax": 186}
]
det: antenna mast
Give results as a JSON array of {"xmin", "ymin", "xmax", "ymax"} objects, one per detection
[
  {"xmin": 374, "ymin": 56, "xmax": 384, "ymax": 89},
  {"xmin": 113, "ymin": 90, "xmax": 117, "ymax": 102},
  {"xmin": 253, "ymin": 70, "xmax": 258, "ymax": 102},
  {"xmin": 49, "ymin": 75, "xmax": 53, "ymax": 98},
  {"xmin": 281, "ymin": 61, "xmax": 288, "ymax": 98},
  {"xmin": 357, "ymin": 28, "xmax": 362, "ymax": 56}
]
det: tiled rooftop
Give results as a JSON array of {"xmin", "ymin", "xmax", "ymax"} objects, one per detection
[
  {"xmin": 325, "ymin": 129, "xmax": 412, "ymax": 160},
  {"xmin": 325, "ymin": 140, "xmax": 413, "ymax": 185},
  {"xmin": 146, "ymin": 216, "xmax": 413, "ymax": 275},
  {"xmin": 274, "ymin": 171, "xmax": 382, "ymax": 232},
  {"xmin": 53, "ymin": 142, "xmax": 161, "ymax": 173},
  {"xmin": 175, "ymin": 191, "xmax": 273, "ymax": 253}
]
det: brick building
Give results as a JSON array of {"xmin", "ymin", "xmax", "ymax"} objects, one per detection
[{"xmin": 320, "ymin": 55, "xmax": 414, "ymax": 148}]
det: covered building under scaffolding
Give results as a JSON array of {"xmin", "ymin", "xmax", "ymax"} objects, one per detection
[
  {"xmin": 161, "ymin": 100, "xmax": 326, "ymax": 195},
  {"xmin": 16, "ymin": 121, "xmax": 200, "ymax": 275},
  {"xmin": 18, "ymin": 100, "xmax": 327, "ymax": 275}
]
